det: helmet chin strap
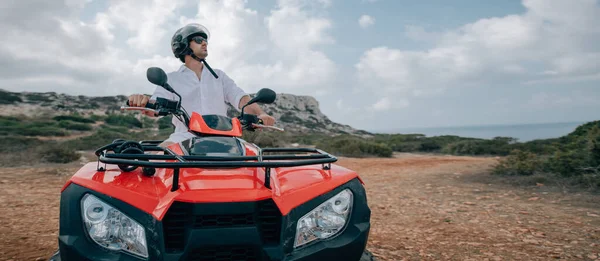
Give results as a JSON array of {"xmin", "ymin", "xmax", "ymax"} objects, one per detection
[{"xmin": 190, "ymin": 53, "xmax": 219, "ymax": 79}]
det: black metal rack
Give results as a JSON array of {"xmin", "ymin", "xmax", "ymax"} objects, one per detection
[{"xmin": 94, "ymin": 140, "xmax": 337, "ymax": 191}]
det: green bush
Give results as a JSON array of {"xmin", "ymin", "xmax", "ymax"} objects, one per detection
[
  {"xmin": 38, "ymin": 144, "xmax": 81, "ymax": 163},
  {"xmin": 141, "ymin": 116, "xmax": 156, "ymax": 129},
  {"xmin": 158, "ymin": 115, "xmax": 174, "ymax": 130},
  {"xmin": 104, "ymin": 114, "xmax": 142, "ymax": 128},
  {"xmin": 64, "ymin": 127, "xmax": 162, "ymax": 151},
  {"xmin": 0, "ymin": 91, "xmax": 22, "ymax": 104},
  {"xmin": 25, "ymin": 93, "xmax": 53, "ymax": 102},
  {"xmin": 585, "ymin": 125, "xmax": 600, "ymax": 166},
  {"xmin": 0, "ymin": 123, "xmax": 68, "ymax": 136},
  {"xmin": 316, "ymin": 136, "xmax": 393, "ymax": 158},
  {"xmin": 544, "ymin": 149, "xmax": 588, "ymax": 177},
  {"xmin": 58, "ymin": 120, "xmax": 93, "ymax": 131},
  {"xmin": 493, "ymin": 149, "xmax": 541, "ymax": 176},
  {"xmin": 0, "ymin": 136, "xmax": 46, "ymax": 153},
  {"xmin": 53, "ymin": 115, "xmax": 95, "ymax": 123},
  {"xmin": 441, "ymin": 138, "xmax": 513, "ymax": 156},
  {"xmin": 88, "ymin": 114, "xmax": 106, "ymax": 121},
  {"xmin": 491, "ymin": 121, "xmax": 600, "ymax": 191},
  {"xmin": 0, "ymin": 116, "xmax": 22, "ymax": 126}
]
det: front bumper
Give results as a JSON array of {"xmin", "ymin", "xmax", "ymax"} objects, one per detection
[{"xmin": 56, "ymin": 178, "xmax": 370, "ymax": 261}]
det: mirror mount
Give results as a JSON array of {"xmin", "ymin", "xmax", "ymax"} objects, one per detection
[
  {"xmin": 146, "ymin": 67, "xmax": 190, "ymax": 126},
  {"xmin": 240, "ymin": 88, "xmax": 276, "ymax": 119}
]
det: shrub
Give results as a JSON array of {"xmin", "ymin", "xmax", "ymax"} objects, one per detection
[
  {"xmin": 0, "ymin": 136, "xmax": 46, "ymax": 153},
  {"xmin": 0, "ymin": 116, "xmax": 22, "ymax": 126},
  {"xmin": 585, "ymin": 125, "xmax": 600, "ymax": 166},
  {"xmin": 492, "ymin": 149, "xmax": 541, "ymax": 176},
  {"xmin": 38, "ymin": 144, "xmax": 81, "ymax": 163},
  {"xmin": 89, "ymin": 114, "xmax": 106, "ymax": 121},
  {"xmin": 316, "ymin": 136, "xmax": 393, "ymax": 158},
  {"xmin": 58, "ymin": 120, "xmax": 93, "ymax": 131},
  {"xmin": 0, "ymin": 123, "xmax": 69, "ymax": 136},
  {"xmin": 442, "ymin": 140, "xmax": 487, "ymax": 155},
  {"xmin": 158, "ymin": 115, "xmax": 174, "ymax": 130},
  {"xmin": 141, "ymin": 116, "xmax": 156, "ymax": 129},
  {"xmin": 104, "ymin": 114, "xmax": 142, "ymax": 128},
  {"xmin": 0, "ymin": 90, "xmax": 22, "ymax": 104},
  {"xmin": 53, "ymin": 115, "xmax": 95, "ymax": 123},
  {"xmin": 544, "ymin": 149, "xmax": 588, "ymax": 177},
  {"xmin": 25, "ymin": 93, "xmax": 53, "ymax": 102}
]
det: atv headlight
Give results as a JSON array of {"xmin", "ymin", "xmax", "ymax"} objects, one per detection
[
  {"xmin": 294, "ymin": 189, "xmax": 353, "ymax": 248},
  {"xmin": 81, "ymin": 194, "xmax": 148, "ymax": 259}
]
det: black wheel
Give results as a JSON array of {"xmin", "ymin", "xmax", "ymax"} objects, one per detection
[
  {"xmin": 48, "ymin": 249, "xmax": 61, "ymax": 261},
  {"xmin": 360, "ymin": 249, "xmax": 377, "ymax": 261}
]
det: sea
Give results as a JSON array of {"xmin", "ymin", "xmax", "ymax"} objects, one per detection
[{"xmin": 377, "ymin": 121, "xmax": 589, "ymax": 142}]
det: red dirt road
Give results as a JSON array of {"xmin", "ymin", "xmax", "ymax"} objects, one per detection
[{"xmin": 1, "ymin": 154, "xmax": 599, "ymax": 260}]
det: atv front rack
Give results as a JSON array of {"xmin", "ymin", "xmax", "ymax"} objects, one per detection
[{"xmin": 94, "ymin": 140, "xmax": 337, "ymax": 191}]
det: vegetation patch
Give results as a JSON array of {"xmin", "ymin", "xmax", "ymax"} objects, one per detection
[
  {"xmin": 316, "ymin": 135, "xmax": 393, "ymax": 158},
  {"xmin": 104, "ymin": 114, "xmax": 143, "ymax": 128},
  {"xmin": 491, "ymin": 121, "xmax": 600, "ymax": 191},
  {"xmin": 0, "ymin": 90, "xmax": 22, "ymax": 104},
  {"xmin": 53, "ymin": 114, "xmax": 96, "ymax": 123}
]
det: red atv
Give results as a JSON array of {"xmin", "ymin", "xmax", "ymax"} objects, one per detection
[{"xmin": 50, "ymin": 67, "xmax": 371, "ymax": 261}]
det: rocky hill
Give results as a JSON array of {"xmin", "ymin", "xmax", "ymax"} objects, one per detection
[{"xmin": 0, "ymin": 89, "xmax": 371, "ymax": 137}]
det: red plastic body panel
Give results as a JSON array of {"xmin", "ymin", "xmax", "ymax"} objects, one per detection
[
  {"xmin": 66, "ymin": 161, "xmax": 358, "ymax": 221},
  {"xmin": 188, "ymin": 112, "xmax": 243, "ymax": 137}
]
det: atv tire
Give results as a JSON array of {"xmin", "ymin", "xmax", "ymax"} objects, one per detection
[
  {"xmin": 48, "ymin": 249, "xmax": 376, "ymax": 261},
  {"xmin": 48, "ymin": 249, "xmax": 60, "ymax": 261},
  {"xmin": 360, "ymin": 249, "xmax": 377, "ymax": 261}
]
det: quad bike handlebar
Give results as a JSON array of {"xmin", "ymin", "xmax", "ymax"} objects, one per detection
[
  {"xmin": 121, "ymin": 98, "xmax": 284, "ymax": 132},
  {"xmin": 123, "ymin": 67, "xmax": 283, "ymax": 133}
]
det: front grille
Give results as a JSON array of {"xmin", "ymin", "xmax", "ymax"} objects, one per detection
[
  {"xmin": 194, "ymin": 213, "xmax": 255, "ymax": 228},
  {"xmin": 163, "ymin": 201, "xmax": 191, "ymax": 252},
  {"xmin": 257, "ymin": 200, "xmax": 281, "ymax": 245},
  {"xmin": 186, "ymin": 246, "xmax": 259, "ymax": 261},
  {"xmin": 162, "ymin": 199, "xmax": 283, "ymax": 254}
]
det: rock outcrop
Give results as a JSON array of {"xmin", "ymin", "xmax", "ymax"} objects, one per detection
[{"xmin": 0, "ymin": 89, "xmax": 371, "ymax": 137}]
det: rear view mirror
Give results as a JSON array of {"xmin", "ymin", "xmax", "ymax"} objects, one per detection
[
  {"xmin": 247, "ymin": 88, "xmax": 276, "ymax": 105},
  {"xmin": 147, "ymin": 67, "xmax": 168, "ymax": 87},
  {"xmin": 240, "ymin": 88, "xmax": 276, "ymax": 118}
]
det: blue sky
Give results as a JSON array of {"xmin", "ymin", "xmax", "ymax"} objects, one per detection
[{"xmin": 1, "ymin": 0, "xmax": 599, "ymax": 132}]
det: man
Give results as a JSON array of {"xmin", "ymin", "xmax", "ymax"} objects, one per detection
[{"xmin": 128, "ymin": 23, "xmax": 275, "ymax": 147}]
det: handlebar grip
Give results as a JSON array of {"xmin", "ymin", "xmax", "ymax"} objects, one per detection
[{"xmin": 126, "ymin": 100, "xmax": 157, "ymax": 109}]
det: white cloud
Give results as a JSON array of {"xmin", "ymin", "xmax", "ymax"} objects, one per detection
[
  {"xmin": 370, "ymin": 97, "xmax": 409, "ymax": 111},
  {"xmin": 355, "ymin": 0, "xmax": 600, "ymax": 110},
  {"xmin": 1, "ymin": 0, "xmax": 598, "ymax": 131},
  {"xmin": 100, "ymin": 0, "xmax": 188, "ymax": 54},
  {"xmin": 526, "ymin": 91, "xmax": 600, "ymax": 110},
  {"xmin": 358, "ymin": 15, "xmax": 375, "ymax": 28},
  {"xmin": 177, "ymin": 0, "xmax": 339, "ymax": 95},
  {"xmin": 0, "ymin": 0, "xmax": 338, "ymax": 98}
]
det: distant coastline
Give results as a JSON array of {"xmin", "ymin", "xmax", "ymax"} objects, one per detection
[{"xmin": 372, "ymin": 121, "xmax": 588, "ymax": 142}]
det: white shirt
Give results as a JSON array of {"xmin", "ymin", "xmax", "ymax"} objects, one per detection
[{"xmin": 150, "ymin": 64, "xmax": 247, "ymax": 143}]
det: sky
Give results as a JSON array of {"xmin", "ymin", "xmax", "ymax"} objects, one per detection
[{"xmin": 1, "ymin": 0, "xmax": 599, "ymax": 132}]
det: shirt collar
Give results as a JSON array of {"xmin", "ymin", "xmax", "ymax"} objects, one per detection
[
  {"xmin": 178, "ymin": 64, "xmax": 207, "ymax": 75},
  {"xmin": 178, "ymin": 64, "xmax": 189, "ymax": 73}
]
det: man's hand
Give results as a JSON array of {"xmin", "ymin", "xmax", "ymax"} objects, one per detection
[
  {"xmin": 258, "ymin": 113, "xmax": 275, "ymax": 126},
  {"xmin": 128, "ymin": 94, "xmax": 156, "ymax": 117},
  {"xmin": 128, "ymin": 94, "xmax": 150, "ymax": 107}
]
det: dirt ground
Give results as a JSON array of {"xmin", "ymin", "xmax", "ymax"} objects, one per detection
[{"xmin": 1, "ymin": 153, "xmax": 599, "ymax": 261}]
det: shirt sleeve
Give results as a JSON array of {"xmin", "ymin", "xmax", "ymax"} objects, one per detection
[{"xmin": 220, "ymin": 71, "xmax": 248, "ymax": 111}]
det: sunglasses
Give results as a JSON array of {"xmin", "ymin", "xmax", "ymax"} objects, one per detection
[{"xmin": 191, "ymin": 35, "xmax": 208, "ymax": 44}]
